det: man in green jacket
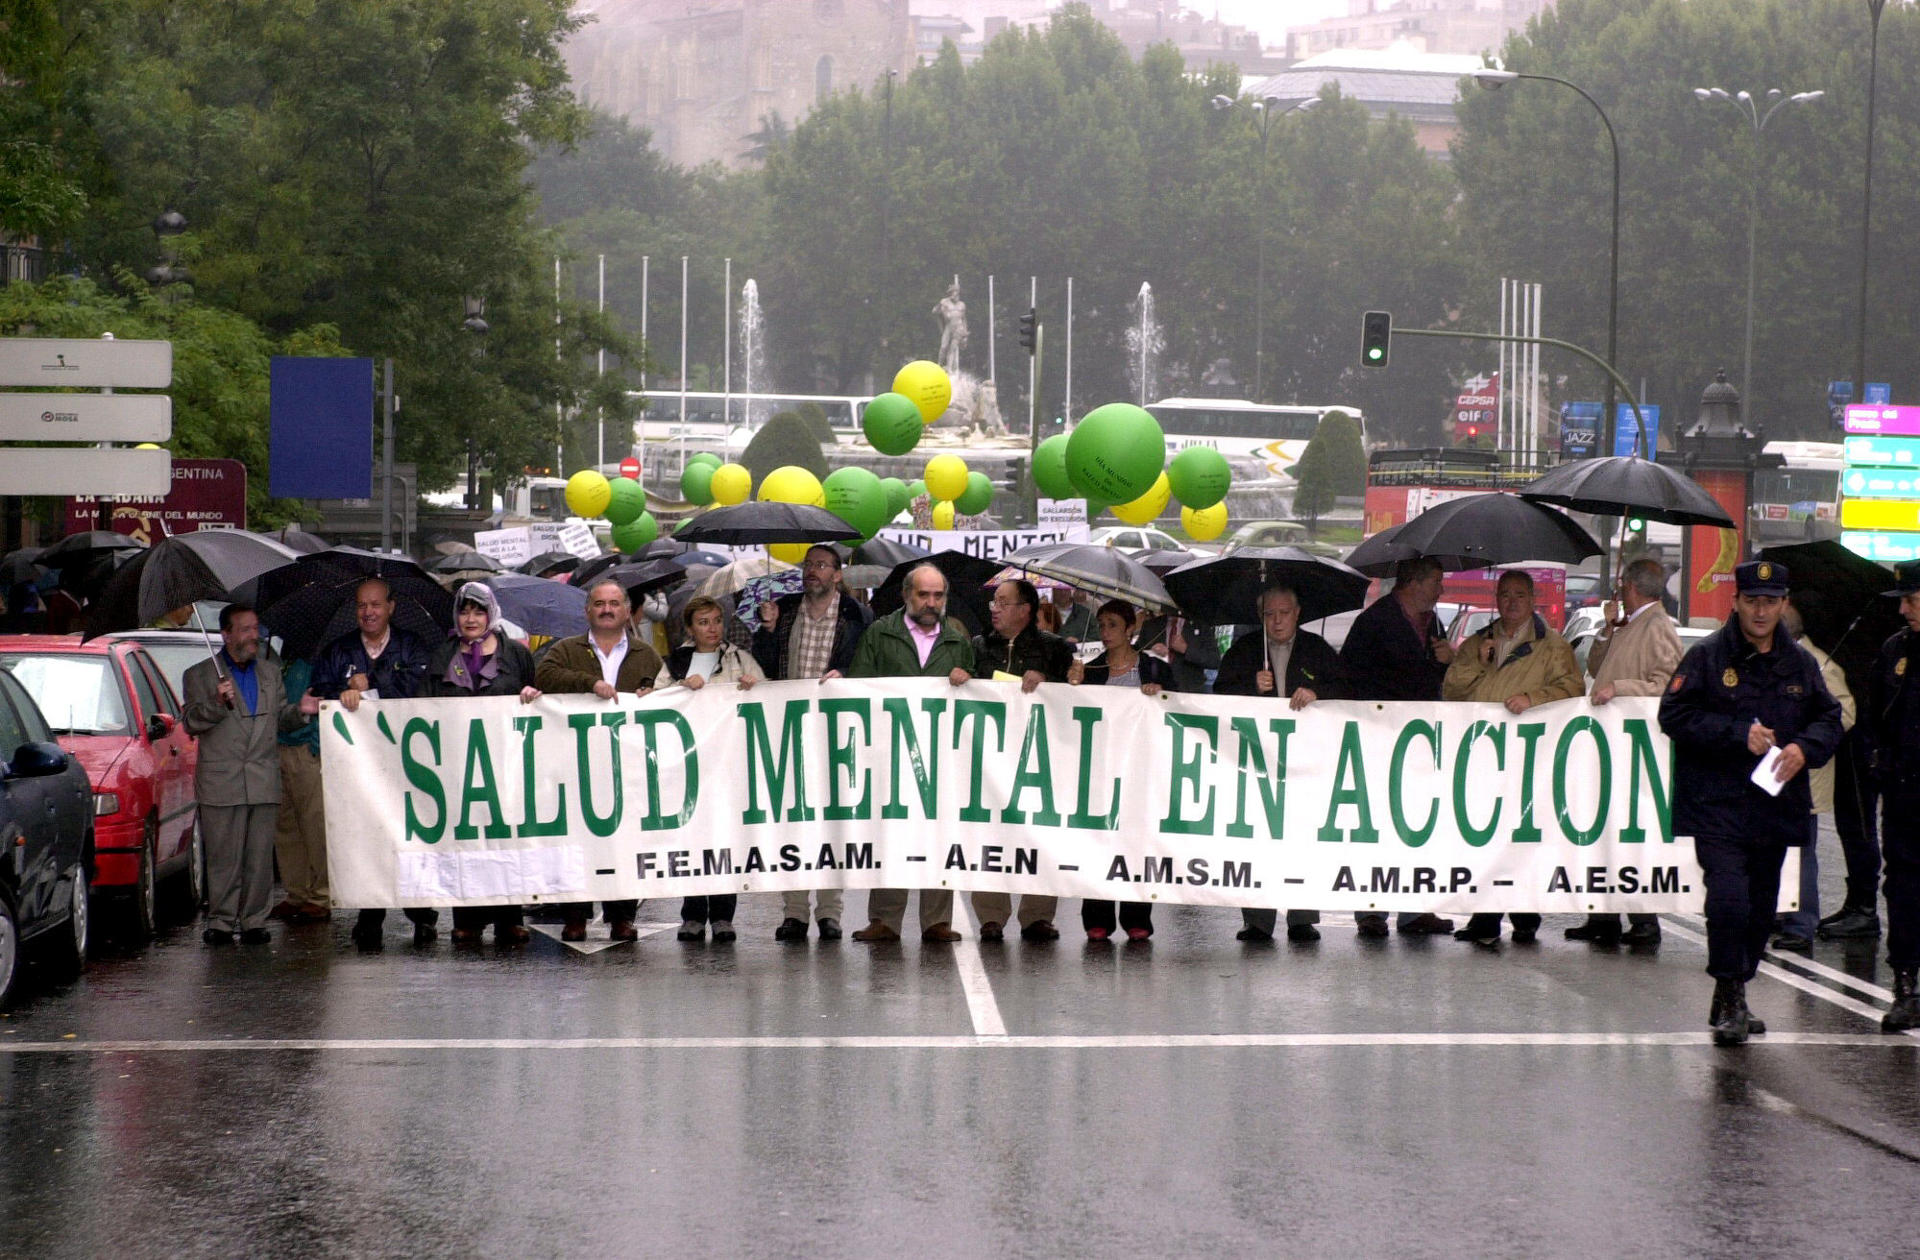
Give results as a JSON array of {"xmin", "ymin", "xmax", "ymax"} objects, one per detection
[{"xmin": 848, "ymin": 562, "xmax": 976, "ymax": 942}]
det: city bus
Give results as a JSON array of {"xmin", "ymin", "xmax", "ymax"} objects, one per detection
[
  {"xmin": 628, "ymin": 390, "xmax": 864, "ymax": 457},
  {"xmin": 1752, "ymin": 440, "xmax": 1842, "ymax": 545},
  {"xmin": 1144, "ymin": 398, "xmax": 1367, "ymax": 480}
]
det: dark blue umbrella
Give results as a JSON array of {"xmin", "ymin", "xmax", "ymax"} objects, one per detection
[
  {"xmin": 481, "ymin": 573, "xmax": 589, "ymax": 639},
  {"xmin": 670, "ymin": 548, "xmax": 732, "ymax": 569}
]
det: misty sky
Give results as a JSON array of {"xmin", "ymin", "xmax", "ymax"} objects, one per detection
[{"xmin": 1208, "ymin": 0, "xmax": 1351, "ymax": 44}]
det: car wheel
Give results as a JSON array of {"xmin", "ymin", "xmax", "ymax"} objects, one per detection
[
  {"xmin": 44, "ymin": 862, "xmax": 88, "ymax": 979},
  {"xmin": 131, "ymin": 818, "xmax": 159, "ymax": 940},
  {"xmin": 183, "ymin": 816, "xmax": 205, "ymax": 912},
  {"xmin": 0, "ymin": 886, "xmax": 19, "ymax": 1011}
]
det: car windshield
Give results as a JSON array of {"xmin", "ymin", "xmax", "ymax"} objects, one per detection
[
  {"xmin": 135, "ymin": 641, "xmax": 205, "ymax": 705},
  {"xmin": 0, "ymin": 654, "xmax": 131, "ymax": 736}
]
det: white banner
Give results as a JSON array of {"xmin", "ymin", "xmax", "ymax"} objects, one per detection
[
  {"xmin": 322, "ymin": 682, "xmax": 1700, "ymax": 915},
  {"xmin": 877, "ymin": 525, "xmax": 1090, "ymax": 560},
  {"xmin": 474, "ymin": 526, "xmax": 533, "ymax": 566}
]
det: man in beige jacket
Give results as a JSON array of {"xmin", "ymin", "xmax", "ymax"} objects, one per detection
[
  {"xmin": 1772, "ymin": 602, "xmax": 1854, "ymax": 953},
  {"xmin": 1574, "ymin": 556, "xmax": 1684, "ymax": 946},
  {"xmin": 1444, "ymin": 570, "xmax": 1583, "ymax": 944}
]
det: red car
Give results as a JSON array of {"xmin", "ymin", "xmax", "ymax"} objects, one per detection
[{"xmin": 0, "ymin": 636, "xmax": 200, "ymax": 937}]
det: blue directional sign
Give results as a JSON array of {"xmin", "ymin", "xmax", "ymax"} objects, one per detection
[
  {"xmin": 1844, "ymin": 434, "xmax": 1920, "ymax": 467},
  {"xmin": 1867, "ymin": 383, "xmax": 1893, "ymax": 405},
  {"xmin": 1845, "ymin": 467, "xmax": 1920, "ymax": 498},
  {"xmin": 1842, "ymin": 531, "xmax": 1920, "ymax": 563}
]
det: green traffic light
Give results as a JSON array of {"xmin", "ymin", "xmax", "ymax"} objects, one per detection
[{"xmin": 1366, "ymin": 347, "xmax": 1383, "ymax": 362}]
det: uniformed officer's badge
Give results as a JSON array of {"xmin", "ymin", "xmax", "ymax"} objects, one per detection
[
  {"xmin": 1723, "ymin": 667, "xmax": 1739, "ymax": 688},
  {"xmin": 1900, "ymin": 658, "xmax": 1909, "ymax": 677},
  {"xmin": 1669, "ymin": 674, "xmax": 1685, "ymax": 693},
  {"xmin": 1757, "ymin": 562, "xmax": 1773, "ymax": 581}
]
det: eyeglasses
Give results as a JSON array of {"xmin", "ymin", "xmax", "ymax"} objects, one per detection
[{"xmin": 802, "ymin": 559, "xmax": 838, "ymax": 571}]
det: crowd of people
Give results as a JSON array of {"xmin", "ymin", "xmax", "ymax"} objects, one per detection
[{"xmin": 174, "ymin": 543, "xmax": 1920, "ymax": 1043}]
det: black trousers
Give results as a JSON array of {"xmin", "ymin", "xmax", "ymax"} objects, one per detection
[
  {"xmin": 1836, "ymin": 735, "xmax": 1882, "ymax": 909},
  {"xmin": 555, "ymin": 900, "xmax": 638, "ymax": 924},
  {"xmin": 452, "ymin": 905, "xmax": 525, "ymax": 933},
  {"xmin": 1082, "ymin": 900, "xmax": 1153, "ymax": 933},
  {"xmin": 357, "ymin": 907, "xmax": 439, "ymax": 928},
  {"xmin": 1462, "ymin": 912, "xmax": 1542, "ymax": 937},
  {"xmin": 1883, "ymin": 791, "xmax": 1920, "ymax": 970},
  {"xmin": 680, "ymin": 895, "xmax": 738, "ymax": 924},
  {"xmin": 1696, "ymin": 832, "xmax": 1789, "ymax": 981}
]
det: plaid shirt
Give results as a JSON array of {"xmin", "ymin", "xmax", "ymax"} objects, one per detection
[{"xmin": 786, "ymin": 597, "xmax": 840, "ymax": 679}]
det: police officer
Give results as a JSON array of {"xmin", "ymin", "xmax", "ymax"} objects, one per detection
[
  {"xmin": 1864, "ymin": 561, "xmax": 1920, "ymax": 1030},
  {"xmin": 1660, "ymin": 560, "xmax": 1843, "ymax": 1046}
]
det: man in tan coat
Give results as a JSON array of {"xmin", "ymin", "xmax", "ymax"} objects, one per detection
[
  {"xmin": 1444, "ymin": 570, "xmax": 1582, "ymax": 944},
  {"xmin": 1575, "ymin": 556, "xmax": 1685, "ymax": 946},
  {"xmin": 1772, "ymin": 602, "xmax": 1855, "ymax": 952}
]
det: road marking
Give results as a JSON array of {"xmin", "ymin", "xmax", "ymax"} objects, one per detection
[
  {"xmin": 526, "ymin": 921, "xmax": 678, "ymax": 954},
  {"xmin": 953, "ymin": 899, "xmax": 1008, "ymax": 1037},
  {"xmin": 2, "ymin": 1032, "xmax": 1916, "ymax": 1053},
  {"xmin": 1659, "ymin": 916, "xmax": 1917, "ymax": 1036},
  {"xmin": 1667, "ymin": 912, "xmax": 1895, "ymax": 1003}
]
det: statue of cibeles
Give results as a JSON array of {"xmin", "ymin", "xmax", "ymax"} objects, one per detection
[{"xmin": 933, "ymin": 280, "xmax": 968, "ymax": 375}]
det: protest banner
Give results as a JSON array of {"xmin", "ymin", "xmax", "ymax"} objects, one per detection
[
  {"xmin": 323, "ymin": 682, "xmax": 1697, "ymax": 915},
  {"xmin": 876, "ymin": 525, "xmax": 1090, "ymax": 560}
]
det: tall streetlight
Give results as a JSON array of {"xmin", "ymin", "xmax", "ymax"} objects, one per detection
[
  {"xmin": 1693, "ymin": 87, "xmax": 1824, "ymax": 411},
  {"xmin": 1471, "ymin": 68, "xmax": 1622, "ymax": 459},
  {"xmin": 1856, "ymin": 0, "xmax": 1888, "ymax": 403},
  {"xmin": 1211, "ymin": 91, "xmax": 1318, "ymax": 402}
]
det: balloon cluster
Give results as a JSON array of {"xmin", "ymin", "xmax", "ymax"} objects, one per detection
[
  {"xmin": 564, "ymin": 465, "xmax": 659, "ymax": 551},
  {"xmin": 858, "ymin": 360, "xmax": 998, "ymax": 530},
  {"xmin": 1031, "ymin": 403, "xmax": 1233, "ymax": 541}
]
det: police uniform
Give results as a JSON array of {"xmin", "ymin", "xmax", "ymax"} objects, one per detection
[
  {"xmin": 1659, "ymin": 561, "xmax": 1843, "ymax": 1042},
  {"xmin": 1863, "ymin": 561, "xmax": 1920, "ymax": 1030}
]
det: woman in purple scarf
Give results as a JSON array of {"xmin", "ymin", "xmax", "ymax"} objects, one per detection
[{"xmin": 427, "ymin": 582, "xmax": 541, "ymax": 944}]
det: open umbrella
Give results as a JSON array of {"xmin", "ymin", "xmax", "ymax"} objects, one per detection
[
  {"xmin": 852, "ymin": 538, "xmax": 928, "ymax": 569},
  {"xmin": 1519, "ymin": 456, "xmax": 1735, "ymax": 526},
  {"xmin": 432, "ymin": 551, "xmax": 504, "ymax": 574},
  {"xmin": 520, "ymin": 550, "xmax": 581, "ymax": 577},
  {"xmin": 1161, "ymin": 547, "xmax": 1371, "ymax": 628},
  {"xmin": 842, "ymin": 564, "xmax": 891, "ymax": 590},
  {"xmin": 39, "ymin": 530, "xmax": 145, "ymax": 571},
  {"xmin": 600, "ymin": 559, "xmax": 687, "ymax": 599},
  {"xmin": 0, "ymin": 547, "xmax": 45, "ymax": 586},
  {"xmin": 1137, "ymin": 548, "xmax": 1201, "ymax": 577},
  {"xmin": 82, "ymin": 530, "xmax": 300, "ymax": 639},
  {"xmin": 697, "ymin": 555, "xmax": 796, "ymax": 598},
  {"xmin": 237, "ymin": 547, "xmax": 453, "ymax": 661},
  {"xmin": 1001, "ymin": 542, "xmax": 1176, "ymax": 613},
  {"xmin": 870, "ymin": 551, "xmax": 1002, "ymax": 636},
  {"xmin": 1759, "ymin": 539, "xmax": 1902, "ymax": 690},
  {"xmin": 480, "ymin": 573, "xmax": 589, "ymax": 640},
  {"xmin": 269, "ymin": 525, "xmax": 331, "ymax": 554},
  {"xmin": 1345, "ymin": 523, "xmax": 1479, "ymax": 578},
  {"xmin": 673, "ymin": 501, "xmax": 862, "ymax": 547},
  {"xmin": 1348, "ymin": 495, "xmax": 1599, "ymax": 578}
]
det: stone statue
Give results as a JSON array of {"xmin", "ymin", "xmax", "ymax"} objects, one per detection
[{"xmin": 933, "ymin": 280, "xmax": 968, "ymax": 375}]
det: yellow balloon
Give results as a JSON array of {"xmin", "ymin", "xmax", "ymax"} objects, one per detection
[
  {"xmin": 931, "ymin": 500, "xmax": 956, "ymax": 529},
  {"xmin": 1110, "ymin": 470, "xmax": 1171, "ymax": 526},
  {"xmin": 758, "ymin": 464, "xmax": 824, "ymax": 506},
  {"xmin": 923, "ymin": 454, "xmax": 969, "ymax": 503},
  {"xmin": 1181, "ymin": 501, "xmax": 1228, "ymax": 542},
  {"xmin": 709, "ymin": 463, "xmax": 752, "ymax": 506},
  {"xmin": 893, "ymin": 360, "xmax": 953, "ymax": 424},
  {"xmin": 565, "ymin": 470, "xmax": 613, "ymax": 518},
  {"xmin": 769, "ymin": 542, "xmax": 810, "ymax": 565}
]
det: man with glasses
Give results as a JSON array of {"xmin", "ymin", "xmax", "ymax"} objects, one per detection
[{"xmin": 753, "ymin": 544, "xmax": 871, "ymax": 941}]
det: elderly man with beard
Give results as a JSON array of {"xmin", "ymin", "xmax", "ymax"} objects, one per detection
[{"xmin": 848, "ymin": 562, "xmax": 975, "ymax": 943}]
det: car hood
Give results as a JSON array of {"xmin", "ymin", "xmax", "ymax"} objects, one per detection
[{"xmin": 54, "ymin": 734, "xmax": 131, "ymax": 787}]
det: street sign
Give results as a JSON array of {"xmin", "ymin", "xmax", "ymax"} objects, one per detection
[
  {"xmin": 1842, "ymin": 531, "xmax": 1920, "ymax": 564},
  {"xmin": 1841, "ymin": 498, "xmax": 1920, "ymax": 530},
  {"xmin": 1844, "ymin": 467, "xmax": 1920, "ymax": 499},
  {"xmin": 1844, "ymin": 404, "xmax": 1920, "ymax": 436},
  {"xmin": 618, "ymin": 457, "xmax": 641, "ymax": 479},
  {"xmin": 0, "ymin": 447, "xmax": 169, "ymax": 496},
  {"xmin": 1843, "ymin": 434, "xmax": 1920, "ymax": 467},
  {"xmin": 64, "ymin": 458, "xmax": 246, "ymax": 538},
  {"xmin": 1866, "ymin": 383, "xmax": 1893, "ymax": 405},
  {"xmin": 0, "ymin": 338, "xmax": 172, "ymax": 389},
  {"xmin": 0, "ymin": 392, "xmax": 171, "ymax": 443}
]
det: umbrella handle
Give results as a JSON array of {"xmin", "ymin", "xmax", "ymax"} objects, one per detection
[{"xmin": 198, "ymin": 626, "xmax": 233, "ymax": 708}]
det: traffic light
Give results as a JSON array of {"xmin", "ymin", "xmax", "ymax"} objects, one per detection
[
  {"xmin": 1626, "ymin": 515, "xmax": 1648, "ymax": 535},
  {"xmin": 1361, "ymin": 311, "xmax": 1391, "ymax": 368},
  {"xmin": 1018, "ymin": 307, "xmax": 1038, "ymax": 355}
]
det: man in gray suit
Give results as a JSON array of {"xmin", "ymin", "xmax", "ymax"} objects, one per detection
[{"xmin": 182, "ymin": 602, "xmax": 312, "ymax": 945}]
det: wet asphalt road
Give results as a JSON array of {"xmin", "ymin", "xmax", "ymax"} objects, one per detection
[{"xmin": 4, "ymin": 828, "xmax": 1918, "ymax": 1259}]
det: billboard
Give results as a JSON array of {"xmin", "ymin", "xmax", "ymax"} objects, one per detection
[
  {"xmin": 270, "ymin": 356, "xmax": 373, "ymax": 499},
  {"xmin": 65, "ymin": 458, "xmax": 247, "ymax": 540}
]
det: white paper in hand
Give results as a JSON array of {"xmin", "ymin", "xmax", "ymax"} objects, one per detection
[{"xmin": 1750, "ymin": 746, "xmax": 1786, "ymax": 797}]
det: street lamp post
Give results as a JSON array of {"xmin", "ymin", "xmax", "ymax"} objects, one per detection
[
  {"xmin": 1693, "ymin": 86, "xmax": 1824, "ymax": 410},
  {"xmin": 1857, "ymin": 0, "xmax": 1888, "ymax": 402},
  {"xmin": 1211, "ymin": 92, "xmax": 1317, "ymax": 402},
  {"xmin": 1472, "ymin": 68, "xmax": 1621, "ymax": 459}
]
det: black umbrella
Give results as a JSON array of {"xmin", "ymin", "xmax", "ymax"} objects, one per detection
[
  {"xmin": 670, "ymin": 548, "xmax": 733, "ymax": 569},
  {"xmin": 39, "ymin": 530, "xmax": 145, "ymax": 570},
  {"xmin": 1345, "ymin": 523, "xmax": 1479, "ymax": 578},
  {"xmin": 269, "ymin": 525, "xmax": 331, "ymax": 554},
  {"xmin": 1349, "ymin": 495, "xmax": 1599, "ymax": 578},
  {"xmin": 1519, "ymin": 456, "xmax": 1734, "ymax": 527},
  {"xmin": 1002, "ymin": 542, "xmax": 1176, "ymax": 613},
  {"xmin": 82, "ymin": 530, "xmax": 301, "ymax": 639},
  {"xmin": 636, "ymin": 538, "xmax": 692, "ymax": 559},
  {"xmin": 603, "ymin": 559, "xmax": 688, "ymax": 599},
  {"xmin": 1759, "ymin": 540, "xmax": 1902, "ymax": 692},
  {"xmin": 1137, "ymin": 548, "xmax": 1201, "ymax": 577},
  {"xmin": 236, "ymin": 547, "xmax": 454, "ymax": 661},
  {"xmin": 432, "ymin": 550, "xmax": 504, "ymax": 574},
  {"xmin": 1162, "ymin": 547, "xmax": 1371, "ymax": 627},
  {"xmin": 673, "ymin": 501, "xmax": 862, "ymax": 546},
  {"xmin": 852, "ymin": 538, "xmax": 929, "ymax": 570},
  {"xmin": 869, "ymin": 550, "xmax": 1002, "ymax": 637},
  {"xmin": 520, "ymin": 550, "xmax": 581, "ymax": 577},
  {"xmin": 568, "ymin": 553, "xmax": 627, "ymax": 589},
  {"xmin": 0, "ymin": 548, "xmax": 45, "ymax": 586},
  {"xmin": 480, "ymin": 573, "xmax": 589, "ymax": 639}
]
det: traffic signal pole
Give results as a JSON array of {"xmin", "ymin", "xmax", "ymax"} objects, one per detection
[{"xmin": 1380, "ymin": 326, "xmax": 1647, "ymax": 452}]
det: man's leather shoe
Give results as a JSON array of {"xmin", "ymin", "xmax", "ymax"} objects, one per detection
[
  {"xmin": 500, "ymin": 924, "xmax": 532, "ymax": 944},
  {"xmin": 1398, "ymin": 913, "xmax": 1454, "ymax": 935},
  {"xmin": 1884, "ymin": 969, "xmax": 1920, "ymax": 1033},
  {"xmin": 349, "ymin": 922, "xmax": 383, "ymax": 950},
  {"xmin": 676, "ymin": 921, "xmax": 704, "ymax": 941},
  {"xmin": 1710, "ymin": 978, "xmax": 1752, "ymax": 1046},
  {"xmin": 816, "ymin": 917, "xmax": 842, "ymax": 940},
  {"xmin": 1566, "ymin": 916, "xmax": 1623, "ymax": 944},
  {"xmin": 1235, "ymin": 926, "xmax": 1274, "ymax": 942},
  {"xmin": 412, "ymin": 922, "xmax": 437, "ymax": 945},
  {"xmin": 1355, "ymin": 914, "xmax": 1389, "ymax": 938},
  {"xmin": 775, "ymin": 917, "xmax": 809, "ymax": 942},
  {"xmin": 292, "ymin": 904, "xmax": 332, "ymax": 923},
  {"xmin": 240, "ymin": 927, "xmax": 271, "ymax": 945},
  {"xmin": 1510, "ymin": 923, "xmax": 1538, "ymax": 944},
  {"xmin": 268, "ymin": 900, "xmax": 299, "ymax": 921},
  {"xmin": 451, "ymin": 928, "xmax": 484, "ymax": 944},
  {"xmin": 1620, "ymin": 920, "xmax": 1662, "ymax": 946},
  {"xmin": 852, "ymin": 920, "xmax": 900, "ymax": 942},
  {"xmin": 1454, "ymin": 926, "xmax": 1501, "ymax": 945},
  {"xmin": 711, "ymin": 920, "xmax": 736, "ymax": 943},
  {"xmin": 560, "ymin": 918, "xmax": 589, "ymax": 942},
  {"xmin": 1817, "ymin": 907, "xmax": 1882, "ymax": 940},
  {"xmin": 1020, "ymin": 919, "xmax": 1060, "ymax": 942},
  {"xmin": 977, "ymin": 920, "xmax": 1005, "ymax": 942},
  {"xmin": 1710, "ymin": 985, "xmax": 1766, "ymax": 1036},
  {"xmin": 922, "ymin": 923, "xmax": 962, "ymax": 943},
  {"xmin": 1770, "ymin": 932, "xmax": 1813, "ymax": 955},
  {"xmin": 1287, "ymin": 923, "xmax": 1321, "ymax": 942},
  {"xmin": 609, "ymin": 919, "xmax": 639, "ymax": 941},
  {"xmin": 203, "ymin": 927, "xmax": 235, "ymax": 946}
]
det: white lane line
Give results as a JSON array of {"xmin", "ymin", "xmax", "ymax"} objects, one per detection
[
  {"xmin": 952, "ymin": 898, "xmax": 1008, "ymax": 1037},
  {"xmin": 1667, "ymin": 912, "xmax": 1895, "ymax": 1003},
  {"xmin": 1660, "ymin": 916, "xmax": 1917, "ymax": 1036},
  {"xmin": 3, "ymin": 1032, "xmax": 1917, "ymax": 1053}
]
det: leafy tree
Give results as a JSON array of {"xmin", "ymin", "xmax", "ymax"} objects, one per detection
[
  {"xmin": 1289, "ymin": 411, "xmax": 1366, "ymax": 533},
  {"xmin": 742, "ymin": 412, "xmax": 828, "ymax": 483}
]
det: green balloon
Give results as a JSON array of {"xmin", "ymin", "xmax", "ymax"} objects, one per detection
[
  {"xmin": 955, "ymin": 470, "xmax": 993, "ymax": 516},
  {"xmin": 881, "ymin": 476, "xmax": 910, "ymax": 521},
  {"xmin": 680, "ymin": 461, "xmax": 715, "ymax": 506},
  {"xmin": 907, "ymin": 479, "xmax": 928, "ymax": 503},
  {"xmin": 823, "ymin": 466, "xmax": 888, "ymax": 539},
  {"xmin": 1167, "ymin": 445, "xmax": 1232, "ymax": 511},
  {"xmin": 611, "ymin": 511, "xmax": 657, "ymax": 553},
  {"xmin": 604, "ymin": 475, "xmax": 646, "ymax": 527},
  {"xmin": 1066, "ymin": 403, "xmax": 1164, "ymax": 504},
  {"xmin": 1033, "ymin": 433, "xmax": 1076, "ymax": 500},
  {"xmin": 862, "ymin": 392, "xmax": 924, "ymax": 456},
  {"xmin": 687, "ymin": 452, "xmax": 723, "ymax": 470}
]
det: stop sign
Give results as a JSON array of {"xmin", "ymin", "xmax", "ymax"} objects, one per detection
[{"xmin": 618, "ymin": 457, "xmax": 641, "ymax": 480}]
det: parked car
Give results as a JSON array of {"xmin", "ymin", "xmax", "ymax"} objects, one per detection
[
  {"xmin": 1220, "ymin": 520, "xmax": 1347, "ymax": 559},
  {"xmin": 106, "ymin": 627, "xmax": 225, "ymax": 710},
  {"xmin": 1086, "ymin": 525, "xmax": 1213, "ymax": 555},
  {"xmin": 0, "ymin": 666, "xmax": 94, "ymax": 1009},
  {"xmin": 0, "ymin": 636, "xmax": 200, "ymax": 937}
]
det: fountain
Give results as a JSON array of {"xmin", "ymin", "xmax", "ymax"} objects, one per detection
[
  {"xmin": 738, "ymin": 278, "xmax": 766, "ymax": 428},
  {"xmin": 1125, "ymin": 281, "xmax": 1163, "ymax": 406}
]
